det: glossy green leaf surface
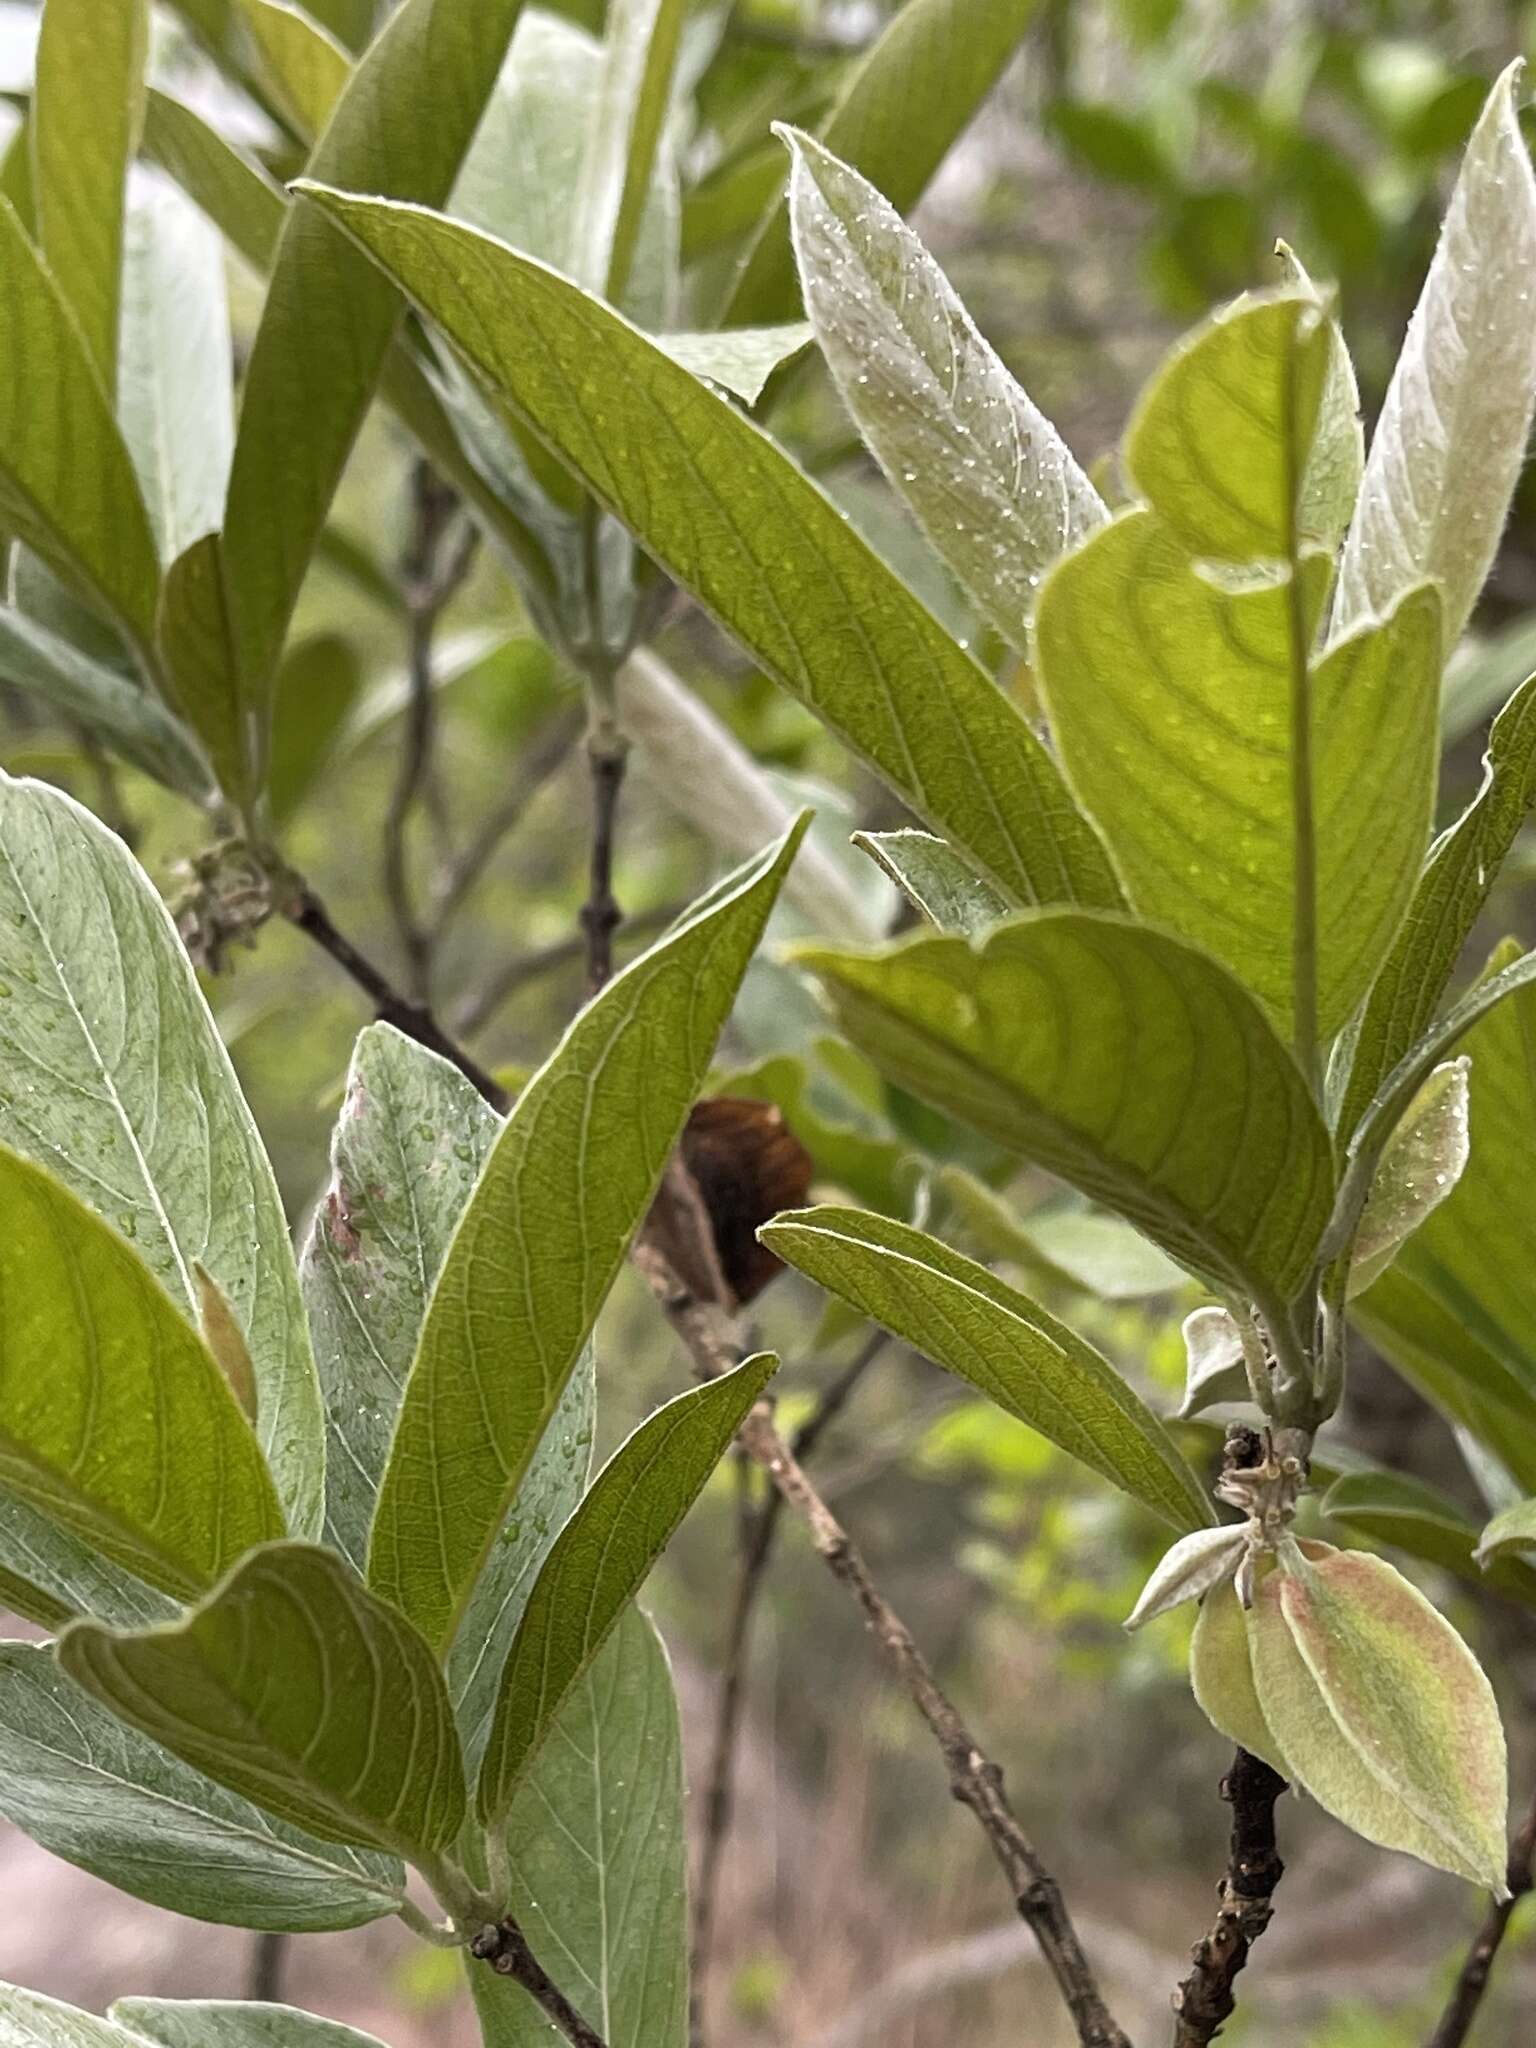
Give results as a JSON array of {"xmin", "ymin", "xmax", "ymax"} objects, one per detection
[
  {"xmin": 0, "ymin": 1146, "xmax": 283, "ymax": 1598},
  {"xmin": 786, "ymin": 128, "xmax": 1105, "ymax": 648},
  {"xmin": 0, "ymin": 774, "xmax": 324, "ymax": 1534},
  {"xmin": 32, "ymin": 0, "xmax": 147, "ymax": 392},
  {"xmin": 1037, "ymin": 512, "xmax": 1438, "ymax": 1045},
  {"xmin": 798, "ymin": 913, "xmax": 1335, "ymax": 1306},
  {"xmin": 470, "ymin": 1610, "xmax": 687, "ymax": 2048},
  {"xmin": 0, "ymin": 201, "xmax": 160, "ymax": 653},
  {"xmin": 0, "ymin": 1643, "xmax": 404, "ymax": 1932},
  {"xmin": 1334, "ymin": 674, "xmax": 1536, "ymax": 1137},
  {"xmin": 61, "ymin": 1543, "xmax": 467, "ymax": 1860},
  {"xmin": 763, "ymin": 1205, "xmax": 1210, "ymax": 1530},
  {"xmin": 369, "ymin": 823, "xmax": 805, "ymax": 1650},
  {"xmin": 221, "ymin": 0, "xmax": 527, "ymax": 724},
  {"xmin": 298, "ymin": 182, "xmax": 1122, "ymax": 912},
  {"xmin": 478, "ymin": 1353, "xmax": 778, "ymax": 1821},
  {"xmin": 725, "ymin": 0, "xmax": 1041, "ymax": 326}
]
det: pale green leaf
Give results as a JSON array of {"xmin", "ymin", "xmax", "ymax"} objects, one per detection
[
  {"xmin": 114, "ymin": 2006, "xmax": 387, "ymax": 2048},
  {"xmin": 0, "ymin": 1497, "xmax": 173, "ymax": 1632},
  {"xmin": 725, "ymin": 0, "xmax": 1042, "ymax": 327},
  {"xmin": 0, "ymin": 1985, "xmax": 126, "ymax": 2047},
  {"xmin": 369, "ymin": 822, "xmax": 806, "ymax": 1650},
  {"xmin": 118, "ymin": 174, "xmax": 234, "ymax": 564},
  {"xmin": 470, "ymin": 1610, "xmax": 687, "ymax": 2048},
  {"xmin": 574, "ymin": 0, "xmax": 686, "ymax": 307},
  {"xmin": 1336, "ymin": 65, "xmax": 1536, "ymax": 653},
  {"xmin": 450, "ymin": 9, "xmax": 598, "ymax": 266},
  {"xmin": 0, "ymin": 1643, "xmax": 404, "ymax": 1932},
  {"xmin": 785, "ymin": 128, "xmax": 1105, "ymax": 647},
  {"xmin": 1325, "ymin": 1471, "xmax": 1536, "ymax": 1604},
  {"xmin": 654, "ymin": 325, "xmax": 812, "ymax": 404},
  {"xmin": 1275, "ymin": 243, "xmax": 1364, "ymax": 552},
  {"xmin": 242, "ymin": 0, "xmax": 351, "ymax": 140},
  {"xmin": 796, "ymin": 913, "xmax": 1335, "ymax": 1308},
  {"xmin": 61, "ymin": 1542, "xmax": 467, "ymax": 1861},
  {"xmin": 0, "ymin": 200, "xmax": 160, "ymax": 653},
  {"xmin": 222, "ymin": 0, "xmax": 528, "ymax": 721},
  {"xmin": 1189, "ymin": 1578, "xmax": 1288, "ymax": 1774},
  {"xmin": 0, "ymin": 774, "xmax": 324, "ymax": 1534},
  {"xmin": 1349, "ymin": 1058, "xmax": 1469, "ymax": 1295},
  {"xmin": 0, "ymin": 606, "xmax": 208, "ymax": 796},
  {"xmin": 1442, "ymin": 615, "xmax": 1536, "ymax": 743},
  {"xmin": 761, "ymin": 1204, "xmax": 1211, "ymax": 1531},
  {"xmin": 1178, "ymin": 1306, "xmax": 1249, "ymax": 1417},
  {"xmin": 298, "ymin": 181, "xmax": 1122, "ymax": 912},
  {"xmin": 617, "ymin": 648, "xmax": 877, "ymax": 941},
  {"xmin": 1252, "ymin": 1545, "xmax": 1508, "ymax": 1890},
  {"xmin": 32, "ymin": 0, "xmax": 148, "ymax": 392},
  {"xmin": 852, "ymin": 829, "xmax": 1009, "ymax": 939},
  {"xmin": 1036, "ymin": 511, "xmax": 1439, "ymax": 1045},
  {"xmin": 0, "ymin": 1145, "xmax": 284, "ymax": 1597},
  {"xmin": 141, "ymin": 90, "xmax": 285, "ymax": 272},
  {"xmin": 478, "ymin": 1354, "xmax": 778, "ymax": 1822},
  {"xmin": 1475, "ymin": 1497, "xmax": 1536, "ymax": 1567},
  {"xmin": 1125, "ymin": 1525, "xmax": 1246, "ymax": 1629},
  {"xmin": 1333, "ymin": 674, "xmax": 1536, "ymax": 1137},
  {"xmin": 1124, "ymin": 293, "xmax": 1328, "ymax": 562}
]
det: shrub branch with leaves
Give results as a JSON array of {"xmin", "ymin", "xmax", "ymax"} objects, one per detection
[{"xmin": 3, "ymin": 3, "xmax": 1536, "ymax": 2047}]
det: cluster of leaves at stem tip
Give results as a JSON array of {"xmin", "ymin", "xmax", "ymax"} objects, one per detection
[{"xmin": 6, "ymin": 0, "xmax": 1536, "ymax": 2042}]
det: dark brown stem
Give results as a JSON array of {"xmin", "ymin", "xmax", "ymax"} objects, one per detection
[
  {"xmin": 1171, "ymin": 1748, "xmax": 1288, "ymax": 2046},
  {"xmin": 691, "ymin": 1331, "xmax": 887, "ymax": 2042},
  {"xmin": 633, "ymin": 1207, "xmax": 1129, "ymax": 2048},
  {"xmin": 581, "ymin": 716, "xmax": 629, "ymax": 995},
  {"xmin": 247, "ymin": 1930, "xmax": 286, "ymax": 2003},
  {"xmin": 383, "ymin": 461, "xmax": 479, "ymax": 998},
  {"xmin": 1426, "ymin": 1779, "xmax": 1536, "ymax": 2048},
  {"xmin": 279, "ymin": 874, "xmax": 509, "ymax": 1111},
  {"xmin": 470, "ymin": 1919, "xmax": 607, "ymax": 2048}
]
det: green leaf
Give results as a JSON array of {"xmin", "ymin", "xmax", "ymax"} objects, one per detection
[
  {"xmin": 298, "ymin": 182, "xmax": 1121, "ymax": 913},
  {"xmin": 1275, "ymin": 243, "xmax": 1364, "ymax": 552},
  {"xmin": 0, "ymin": 1642, "xmax": 404, "ymax": 1932},
  {"xmin": 1189, "ymin": 1578, "xmax": 1288, "ymax": 1774},
  {"xmin": 118, "ymin": 175, "xmax": 235, "ymax": 567},
  {"xmin": 0, "ymin": 607, "xmax": 208, "ymax": 796},
  {"xmin": 1125, "ymin": 1524, "xmax": 1247, "ymax": 1629},
  {"xmin": 1442, "ymin": 615, "xmax": 1536, "ymax": 743},
  {"xmin": 938, "ymin": 1167, "xmax": 1187, "ymax": 1301},
  {"xmin": 761, "ymin": 1204, "xmax": 1210, "ymax": 1531},
  {"xmin": 1250, "ymin": 1544, "xmax": 1508, "ymax": 1890},
  {"xmin": 575, "ymin": 0, "xmax": 686, "ymax": 307},
  {"xmin": 1333, "ymin": 673, "xmax": 1536, "ymax": 1137},
  {"xmin": 1124, "ymin": 293, "xmax": 1328, "ymax": 562},
  {"xmin": 785, "ymin": 129, "xmax": 1105, "ymax": 648},
  {"xmin": 1349, "ymin": 1058, "xmax": 1469, "ymax": 1295},
  {"xmin": 141, "ymin": 90, "xmax": 286, "ymax": 272},
  {"xmin": 1036, "ymin": 515, "xmax": 1439, "ymax": 1048},
  {"xmin": 0, "ymin": 200, "xmax": 160, "ymax": 653},
  {"xmin": 221, "ymin": 0, "xmax": 528, "ymax": 732},
  {"xmin": 1335, "ymin": 65, "xmax": 1536, "ymax": 653},
  {"xmin": 0, "ymin": 1985, "xmax": 126, "ymax": 2046},
  {"xmin": 114, "ymin": 2005, "xmax": 388, "ymax": 2048},
  {"xmin": 469, "ymin": 1610, "xmax": 687, "ymax": 2048},
  {"xmin": 31, "ymin": 0, "xmax": 148, "ymax": 392},
  {"xmin": 852, "ymin": 829, "xmax": 1010, "ymax": 939},
  {"xmin": 269, "ymin": 632, "xmax": 365, "ymax": 822},
  {"xmin": 1325, "ymin": 1471, "xmax": 1536, "ymax": 1604},
  {"xmin": 724, "ymin": 0, "xmax": 1042, "ymax": 327},
  {"xmin": 0, "ymin": 774, "xmax": 324, "ymax": 1534},
  {"xmin": 478, "ymin": 1353, "xmax": 778, "ymax": 1823},
  {"xmin": 156, "ymin": 531, "xmax": 251, "ymax": 806},
  {"xmin": 61, "ymin": 1542, "xmax": 467, "ymax": 1862},
  {"xmin": 0, "ymin": 1496, "xmax": 174, "ymax": 1633},
  {"xmin": 242, "ymin": 0, "xmax": 351, "ymax": 140},
  {"xmin": 369, "ymin": 821, "xmax": 806, "ymax": 1651},
  {"xmin": 1178, "ymin": 1306, "xmax": 1249, "ymax": 1417},
  {"xmin": 654, "ymin": 325, "xmax": 813, "ymax": 405},
  {"xmin": 796, "ymin": 913, "xmax": 1335, "ymax": 1308},
  {"xmin": 1475, "ymin": 1497, "xmax": 1536, "ymax": 1567},
  {"xmin": 0, "ymin": 1145, "xmax": 284, "ymax": 1597}
]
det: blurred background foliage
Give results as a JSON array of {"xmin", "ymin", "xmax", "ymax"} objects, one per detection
[{"xmin": 2, "ymin": 1, "xmax": 1536, "ymax": 2043}]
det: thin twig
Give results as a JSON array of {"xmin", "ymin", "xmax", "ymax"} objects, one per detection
[
  {"xmin": 1171, "ymin": 1748, "xmax": 1288, "ymax": 2046},
  {"xmin": 633, "ymin": 1191, "xmax": 1130, "ymax": 2048},
  {"xmin": 452, "ymin": 898, "xmax": 685, "ymax": 1038},
  {"xmin": 278, "ymin": 871, "xmax": 509, "ymax": 1110},
  {"xmin": 431, "ymin": 703, "xmax": 583, "ymax": 931},
  {"xmin": 383, "ymin": 461, "xmax": 479, "ymax": 998},
  {"xmin": 247, "ymin": 1931, "xmax": 286, "ymax": 2002},
  {"xmin": 1426, "ymin": 1779, "xmax": 1536, "ymax": 2048},
  {"xmin": 691, "ymin": 1331, "xmax": 888, "ymax": 2037},
  {"xmin": 470, "ymin": 1919, "xmax": 608, "ymax": 2048}
]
